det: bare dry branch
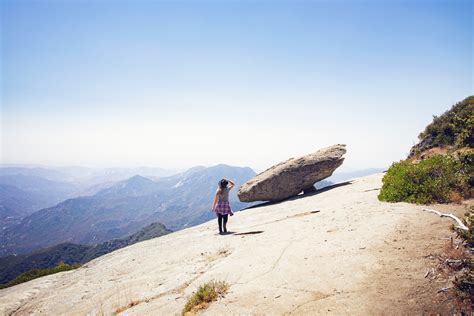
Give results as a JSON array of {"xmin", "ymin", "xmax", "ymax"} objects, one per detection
[
  {"xmin": 422, "ymin": 208, "xmax": 468, "ymax": 231},
  {"xmin": 437, "ymin": 287, "xmax": 452, "ymax": 293}
]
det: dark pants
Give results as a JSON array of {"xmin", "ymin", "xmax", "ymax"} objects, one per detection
[{"xmin": 217, "ymin": 214, "xmax": 228, "ymax": 233}]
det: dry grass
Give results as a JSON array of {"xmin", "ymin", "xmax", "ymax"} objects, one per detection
[
  {"xmin": 444, "ymin": 239, "xmax": 469, "ymax": 260},
  {"xmin": 217, "ymin": 247, "xmax": 230, "ymax": 256},
  {"xmin": 433, "ymin": 239, "xmax": 471, "ymax": 277},
  {"xmin": 452, "ymin": 206, "xmax": 474, "ymax": 308},
  {"xmin": 432, "ymin": 239, "xmax": 473, "ymax": 311},
  {"xmin": 449, "ymin": 191, "xmax": 464, "ymax": 204},
  {"xmin": 182, "ymin": 280, "xmax": 229, "ymax": 315},
  {"xmin": 114, "ymin": 300, "xmax": 140, "ymax": 314}
]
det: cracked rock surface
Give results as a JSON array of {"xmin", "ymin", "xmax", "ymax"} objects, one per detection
[{"xmin": 0, "ymin": 174, "xmax": 464, "ymax": 315}]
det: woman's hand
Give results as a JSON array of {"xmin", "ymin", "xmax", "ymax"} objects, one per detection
[{"xmin": 212, "ymin": 193, "xmax": 218, "ymax": 211}]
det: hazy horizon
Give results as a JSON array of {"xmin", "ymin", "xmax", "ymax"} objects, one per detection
[
  {"xmin": 0, "ymin": 161, "xmax": 386, "ymax": 175},
  {"xmin": 1, "ymin": 0, "xmax": 472, "ymax": 171}
]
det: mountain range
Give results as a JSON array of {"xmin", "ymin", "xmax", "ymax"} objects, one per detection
[
  {"xmin": 0, "ymin": 174, "xmax": 80, "ymax": 225},
  {"xmin": 0, "ymin": 166, "xmax": 179, "ymax": 185},
  {"xmin": 1, "ymin": 164, "xmax": 256, "ymax": 256},
  {"xmin": 0, "ymin": 166, "xmax": 182, "ymax": 225}
]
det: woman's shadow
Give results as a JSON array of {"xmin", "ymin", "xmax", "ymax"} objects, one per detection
[{"xmin": 220, "ymin": 230, "xmax": 264, "ymax": 236}]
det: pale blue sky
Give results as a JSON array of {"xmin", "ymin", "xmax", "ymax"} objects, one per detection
[{"xmin": 1, "ymin": 0, "xmax": 472, "ymax": 171}]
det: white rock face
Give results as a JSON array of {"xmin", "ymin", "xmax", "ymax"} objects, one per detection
[
  {"xmin": 0, "ymin": 174, "xmax": 458, "ymax": 315},
  {"xmin": 238, "ymin": 144, "xmax": 347, "ymax": 202}
]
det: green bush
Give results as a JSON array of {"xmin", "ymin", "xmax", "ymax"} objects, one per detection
[
  {"xmin": 182, "ymin": 280, "xmax": 229, "ymax": 315},
  {"xmin": 0, "ymin": 261, "xmax": 80, "ymax": 289},
  {"xmin": 378, "ymin": 153, "xmax": 472, "ymax": 204},
  {"xmin": 418, "ymin": 96, "xmax": 474, "ymax": 149},
  {"xmin": 458, "ymin": 207, "xmax": 474, "ymax": 247}
]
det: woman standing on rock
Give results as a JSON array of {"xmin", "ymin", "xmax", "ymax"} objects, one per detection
[{"xmin": 212, "ymin": 178, "xmax": 234, "ymax": 234}]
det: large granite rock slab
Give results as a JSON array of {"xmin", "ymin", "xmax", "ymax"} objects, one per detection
[{"xmin": 238, "ymin": 144, "xmax": 346, "ymax": 202}]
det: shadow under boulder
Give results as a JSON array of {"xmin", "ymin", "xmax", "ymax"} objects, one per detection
[{"xmin": 237, "ymin": 144, "xmax": 347, "ymax": 202}]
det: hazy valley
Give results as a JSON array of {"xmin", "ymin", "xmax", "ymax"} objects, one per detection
[{"xmin": 0, "ymin": 164, "xmax": 256, "ymax": 257}]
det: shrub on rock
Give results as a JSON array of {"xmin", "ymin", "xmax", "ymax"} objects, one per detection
[{"xmin": 379, "ymin": 153, "xmax": 472, "ymax": 204}]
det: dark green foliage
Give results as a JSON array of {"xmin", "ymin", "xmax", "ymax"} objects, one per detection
[
  {"xmin": 454, "ymin": 207, "xmax": 474, "ymax": 304},
  {"xmin": 458, "ymin": 207, "xmax": 474, "ymax": 248},
  {"xmin": 0, "ymin": 243, "xmax": 89, "ymax": 285},
  {"xmin": 410, "ymin": 96, "xmax": 474, "ymax": 157},
  {"xmin": 453, "ymin": 271, "xmax": 474, "ymax": 301},
  {"xmin": 0, "ymin": 261, "xmax": 80, "ymax": 289},
  {"xmin": 422, "ymin": 96, "xmax": 474, "ymax": 147},
  {"xmin": 379, "ymin": 153, "xmax": 472, "ymax": 204}
]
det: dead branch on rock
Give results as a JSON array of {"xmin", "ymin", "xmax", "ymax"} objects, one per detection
[
  {"xmin": 445, "ymin": 259, "xmax": 465, "ymax": 269},
  {"xmin": 422, "ymin": 208, "xmax": 468, "ymax": 231},
  {"xmin": 363, "ymin": 188, "xmax": 381, "ymax": 192},
  {"xmin": 437, "ymin": 287, "xmax": 452, "ymax": 293}
]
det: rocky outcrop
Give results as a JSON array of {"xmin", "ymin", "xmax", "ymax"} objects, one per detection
[
  {"xmin": 238, "ymin": 144, "xmax": 346, "ymax": 202},
  {"xmin": 408, "ymin": 96, "xmax": 474, "ymax": 158},
  {"xmin": 408, "ymin": 134, "xmax": 434, "ymax": 158},
  {"xmin": 0, "ymin": 173, "xmax": 456, "ymax": 315}
]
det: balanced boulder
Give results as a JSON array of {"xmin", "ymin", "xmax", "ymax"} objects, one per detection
[{"xmin": 238, "ymin": 144, "xmax": 346, "ymax": 202}]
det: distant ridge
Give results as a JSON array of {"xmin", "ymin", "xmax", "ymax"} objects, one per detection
[
  {"xmin": 1, "ymin": 165, "xmax": 256, "ymax": 256},
  {"xmin": 94, "ymin": 175, "xmax": 160, "ymax": 198},
  {"xmin": 327, "ymin": 168, "xmax": 386, "ymax": 183}
]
